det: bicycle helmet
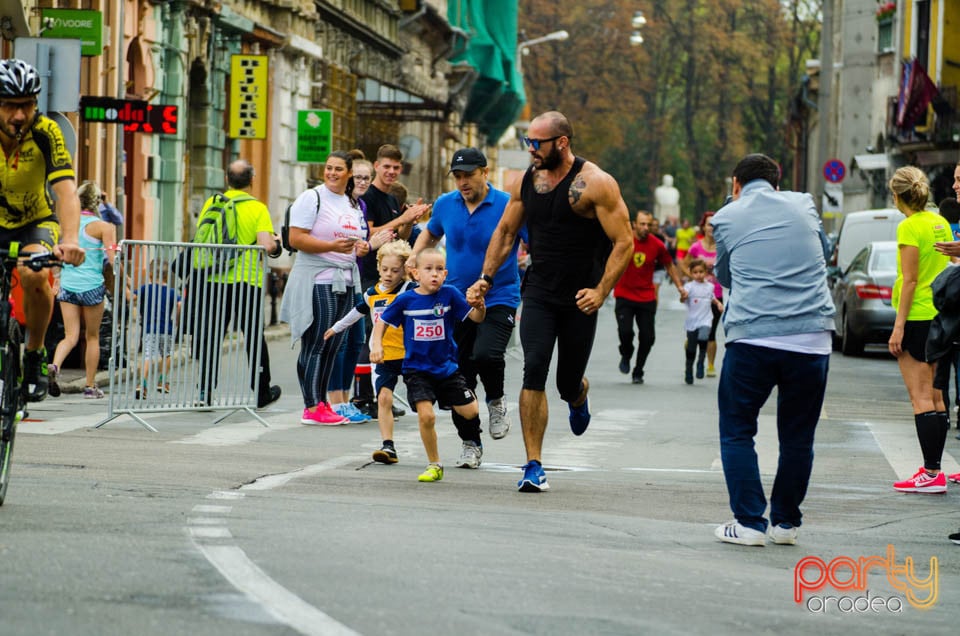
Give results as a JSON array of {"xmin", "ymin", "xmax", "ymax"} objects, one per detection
[{"xmin": 0, "ymin": 59, "xmax": 41, "ymax": 98}]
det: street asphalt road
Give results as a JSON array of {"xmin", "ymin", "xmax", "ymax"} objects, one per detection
[{"xmin": 1, "ymin": 297, "xmax": 956, "ymax": 635}]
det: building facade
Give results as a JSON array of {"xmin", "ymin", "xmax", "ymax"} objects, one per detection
[
  {"xmin": 796, "ymin": 0, "xmax": 959, "ymax": 221},
  {"xmin": 0, "ymin": 0, "xmax": 520, "ymax": 259}
]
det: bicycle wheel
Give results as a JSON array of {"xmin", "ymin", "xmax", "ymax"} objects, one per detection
[{"xmin": 0, "ymin": 317, "xmax": 23, "ymax": 506}]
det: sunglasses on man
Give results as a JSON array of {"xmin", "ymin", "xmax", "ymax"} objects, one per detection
[{"xmin": 521, "ymin": 135, "xmax": 565, "ymax": 151}]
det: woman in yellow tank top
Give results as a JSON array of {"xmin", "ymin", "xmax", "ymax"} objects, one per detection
[{"xmin": 888, "ymin": 166, "xmax": 952, "ymax": 494}]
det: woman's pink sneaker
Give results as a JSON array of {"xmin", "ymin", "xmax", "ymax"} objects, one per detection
[
  {"xmin": 301, "ymin": 403, "xmax": 347, "ymax": 426},
  {"xmin": 948, "ymin": 472, "xmax": 960, "ymax": 484}
]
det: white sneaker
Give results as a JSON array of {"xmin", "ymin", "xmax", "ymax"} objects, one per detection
[
  {"xmin": 714, "ymin": 520, "xmax": 766, "ymax": 546},
  {"xmin": 768, "ymin": 523, "xmax": 799, "ymax": 545},
  {"xmin": 487, "ymin": 397, "xmax": 511, "ymax": 440},
  {"xmin": 455, "ymin": 441, "xmax": 482, "ymax": 469}
]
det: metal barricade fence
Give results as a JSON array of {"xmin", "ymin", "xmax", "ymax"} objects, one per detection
[{"xmin": 96, "ymin": 240, "xmax": 270, "ymax": 431}]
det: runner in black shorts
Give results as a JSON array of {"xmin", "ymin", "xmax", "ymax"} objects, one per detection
[{"xmin": 468, "ymin": 111, "xmax": 634, "ymax": 493}]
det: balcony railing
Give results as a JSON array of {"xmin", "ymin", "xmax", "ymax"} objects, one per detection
[{"xmin": 886, "ymin": 84, "xmax": 958, "ymax": 146}]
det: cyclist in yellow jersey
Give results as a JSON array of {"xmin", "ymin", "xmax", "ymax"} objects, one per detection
[{"xmin": 0, "ymin": 59, "xmax": 84, "ymax": 401}]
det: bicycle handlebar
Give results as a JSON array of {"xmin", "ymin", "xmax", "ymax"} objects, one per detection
[{"xmin": 0, "ymin": 245, "xmax": 62, "ymax": 272}]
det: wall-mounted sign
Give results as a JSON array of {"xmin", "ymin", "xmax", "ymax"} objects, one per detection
[
  {"xmin": 296, "ymin": 110, "xmax": 332, "ymax": 163},
  {"xmin": 79, "ymin": 96, "xmax": 178, "ymax": 134},
  {"xmin": 40, "ymin": 8, "xmax": 102, "ymax": 56},
  {"xmin": 229, "ymin": 54, "xmax": 268, "ymax": 139}
]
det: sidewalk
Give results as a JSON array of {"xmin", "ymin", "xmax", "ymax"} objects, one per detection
[{"xmin": 52, "ymin": 322, "xmax": 291, "ymax": 394}]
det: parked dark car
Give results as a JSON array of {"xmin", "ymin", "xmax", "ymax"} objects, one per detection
[{"xmin": 831, "ymin": 241, "xmax": 898, "ymax": 356}]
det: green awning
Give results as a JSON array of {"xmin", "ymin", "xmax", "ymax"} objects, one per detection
[{"xmin": 447, "ymin": 0, "xmax": 525, "ymax": 145}]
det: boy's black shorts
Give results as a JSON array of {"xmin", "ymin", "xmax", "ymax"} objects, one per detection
[
  {"xmin": 404, "ymin": 370, "xmax": 476, "ymax": 410},
  {"xmin": 374, "ymin": 359, "xmax": 403, "ymax": 396}
]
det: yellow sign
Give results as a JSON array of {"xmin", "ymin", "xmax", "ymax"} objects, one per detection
[{"xmin": 229, "ymin": 55, "xmax": 268, "ymax": 139}]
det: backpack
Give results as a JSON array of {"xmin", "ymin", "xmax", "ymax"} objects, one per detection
[
  {"xmin": 192, "ymin": 192, "xmax": 255, "ymax": 270},
  {"xmin": 280, "ymin": 189, "xmax": 322, "ymax": 255},
  {"xmin": 280, "ymin": 202, "xmax": 298, "ymax": 255}
]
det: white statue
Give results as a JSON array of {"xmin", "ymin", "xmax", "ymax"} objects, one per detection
[{"xmin": 654, "ymin": 174, "xmax": 680, "ymax": 221}]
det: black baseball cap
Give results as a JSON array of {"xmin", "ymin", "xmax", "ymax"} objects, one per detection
[{"xmin": 449, "ymin": 147, "xmax": 487, "ymax": 173}]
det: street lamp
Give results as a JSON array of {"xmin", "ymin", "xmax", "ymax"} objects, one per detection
[
  {"xmin": 630, "ymin": 11, "xmax": 646, "ymax": 46},
  {"xmin": 516, "ymin": 29, "xmax": 569, "ymax": 74}
]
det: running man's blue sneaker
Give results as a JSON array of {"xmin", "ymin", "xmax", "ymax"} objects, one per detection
[
  {"xmin": 568, "ymin": 378, "xmax": 591, "ymax": 436},
  {"xmin": 518, "ymin": 460, "xmax": 549, "ymax": 492}
]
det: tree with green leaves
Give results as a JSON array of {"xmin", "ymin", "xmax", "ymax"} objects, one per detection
[{"xmin": 519, "ymin": 0, "xmax": 821, "ymax": 218}]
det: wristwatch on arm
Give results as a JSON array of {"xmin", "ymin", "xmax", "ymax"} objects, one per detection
[{"xmin": 479, "ymin": 273, "xmax": 494, "ymax": 287}]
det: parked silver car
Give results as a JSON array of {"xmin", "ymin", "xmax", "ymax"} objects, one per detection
[{"xmin": 831, "ymin": 241, "xmax": 898, "ymax": 356}]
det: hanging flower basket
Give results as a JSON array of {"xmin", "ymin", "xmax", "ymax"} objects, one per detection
[{"xmin": 876, "ymin": 2, "xmax": 896, "ymax": 21}]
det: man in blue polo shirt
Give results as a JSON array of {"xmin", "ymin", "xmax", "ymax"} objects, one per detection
[{"xmin": 409, "ymin": 147, "xmax": 526, "ymax": 468}]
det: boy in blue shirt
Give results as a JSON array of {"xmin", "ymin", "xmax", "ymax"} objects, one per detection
[
  {"xmin": 371, "ymin": 248, "xmax": 485, "ymax": 482},
  {"xmin": 134, "ymin": 262, "xmax": 179, "ymax": 398}
]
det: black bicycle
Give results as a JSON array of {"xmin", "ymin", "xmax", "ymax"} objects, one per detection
[{"xmin": 0, "ymin": 243, "xmax": 60, "ymax": 506}]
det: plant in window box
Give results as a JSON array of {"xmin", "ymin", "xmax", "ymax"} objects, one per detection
[{"xmin": 875, "ymin": 1, "xmax": 896, "ymax": 21}]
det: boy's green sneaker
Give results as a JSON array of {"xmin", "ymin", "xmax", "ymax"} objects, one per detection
[{"xmin": 417, "ymin": 463, "xmax": 443, "ymax": 482}]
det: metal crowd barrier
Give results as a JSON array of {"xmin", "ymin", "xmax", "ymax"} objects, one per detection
[{"xmin": 96, "ymin": 240, "xmax": 270, "ymax": 431}]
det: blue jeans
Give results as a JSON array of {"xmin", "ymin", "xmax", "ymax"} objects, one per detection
[{"xmin": 718, "ymin": 342, "xmax": 830, "ymax": 532}]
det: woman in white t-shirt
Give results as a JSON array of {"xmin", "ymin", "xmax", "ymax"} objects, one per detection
[{"xmin": 280, "ymin": 151, "xmax": 370, "ymax": 425}]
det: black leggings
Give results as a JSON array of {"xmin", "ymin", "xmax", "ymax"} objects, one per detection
[
  {"xmin": 520, "ymin": 297, "xmax": 597, "ymax": 403},
  {"xmin": 451, "ymin": 304, "xmax": 517, "ymax": 444},
  {"xmin": 454, "ymin": 304, "xmax": 516, "ymax": 400},
  {"xmin": 685, "ymin": 329, "xmax": 708, "ymax": 365},
  {"xmin": 297, "ymin": 284, "xmax": 352, "ymax": 408}
]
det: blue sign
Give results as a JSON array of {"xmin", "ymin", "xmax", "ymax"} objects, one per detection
[{"xmin": 823, "ymin": 159, "xmax": 846, "ymax": 183}]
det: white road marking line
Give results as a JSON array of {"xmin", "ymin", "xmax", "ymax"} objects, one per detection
[
  {"xmin": 189, "ymin": 527, "xmax": 232, "ymax": 539},
  {"xmin": 240, "ymin": 456, "xmax": 360, "ymax": 491},
  {"xmin": 866, "ymin": 419, "xmax": 960, "ymax": 479},
  {"xmin": 624, "ymin": 467, "xmax": 721, "ymax": 474},
  {"xmin": 193, "ymin": 504, "xmax": 232, "ymax": 514},
  {"xmin": 173, "ymin": 419, "xmax": 301, "ymax": 447},
  {"xmin": 188, "ymin": 517, "xmax": 229, "ymax": 525},
  {"xmin": 190, "ymin": 455, "xmax": 367, "ymax": 635},
  {"xmin": 548, "ymin": 409, "xmax": 654, "ymax": 466},
  {"xmin": 196, "ymin": 544, "xmax": 361, "ymax": 636},
  {"xmin": 207, "ymin": 491, "xmax": 245, "ymax": 500}
]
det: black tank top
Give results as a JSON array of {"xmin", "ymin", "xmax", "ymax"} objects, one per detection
[{"xmin": 520, "ymin": 157, "xmax": 611, "ymax": 304}]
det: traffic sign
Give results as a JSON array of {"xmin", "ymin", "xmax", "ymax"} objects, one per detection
[{"xmin": 823, "ymin": 159, "xmax": 846, "ymax": 183}]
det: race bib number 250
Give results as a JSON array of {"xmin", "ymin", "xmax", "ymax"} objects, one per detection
[{"xmin": 414, "ymin": 319, "xmax": 444, "ymax": 341}]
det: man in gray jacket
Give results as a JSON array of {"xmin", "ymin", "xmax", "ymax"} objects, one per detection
[{"xmin": 711, "ymin": 153, "xmax": 835, "ymax": 547}]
